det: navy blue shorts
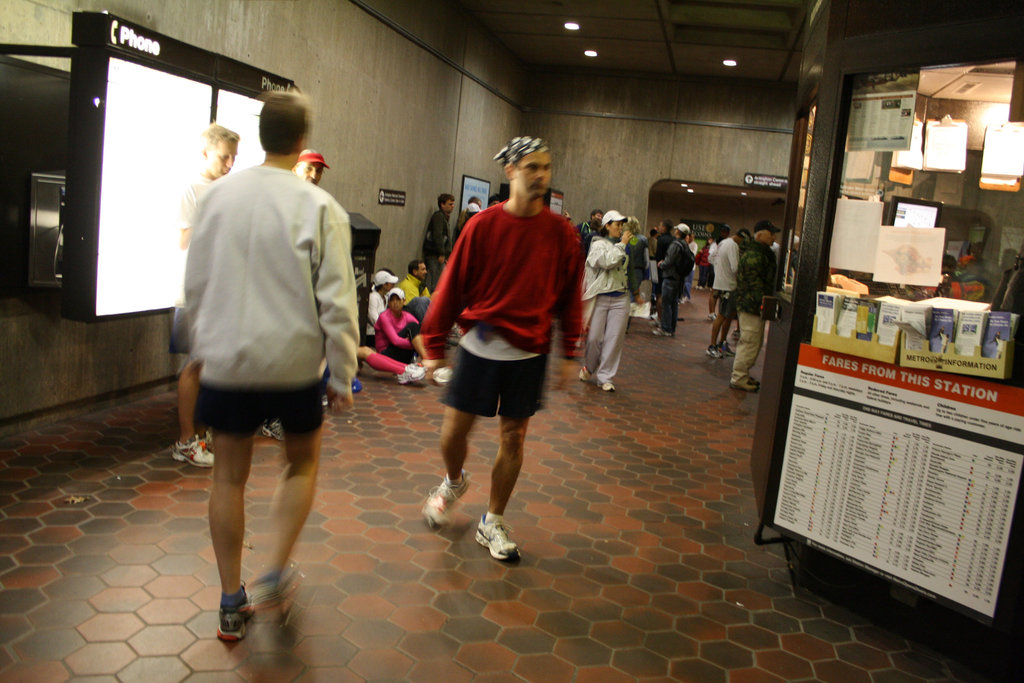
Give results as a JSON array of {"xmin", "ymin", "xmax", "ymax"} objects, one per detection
[
  {"xmin": 442, "ymin": 348, "xmax": 547, "ymax": 419},
  {"xmin": 196, "ymin": 383, "xmax": 323, "ymax": 435}
]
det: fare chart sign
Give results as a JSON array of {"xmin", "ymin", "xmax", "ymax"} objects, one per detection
[{"xmin": 775, "ymin": 344, "xmax": 1024, "ymax": 624}]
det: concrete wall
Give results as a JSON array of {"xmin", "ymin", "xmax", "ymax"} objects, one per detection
[
  {"xmin": 0, "ymin": 0, "xmax": 523, "ymax": 428},
  {"xmin": 522, "ymin": 71, "xmax": 796, "ymax": 227}
]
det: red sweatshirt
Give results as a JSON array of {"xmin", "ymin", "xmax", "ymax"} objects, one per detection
[{"xmin": 421, "ymin": 202, "xmax": 584, "ymax": 359}]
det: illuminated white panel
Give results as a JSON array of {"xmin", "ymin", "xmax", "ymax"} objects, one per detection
[
  {"xmin": 215, "ymin": 89, "xmax": 265, "ymax": 172},
  {"xmin": 95, "ymin": 58, "xmax": 212, "ymax": 316}
]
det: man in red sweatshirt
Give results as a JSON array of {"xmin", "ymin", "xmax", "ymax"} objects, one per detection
[{"xmin": 420, "ymin": 136, "xmax": 584, "ymax": 562}]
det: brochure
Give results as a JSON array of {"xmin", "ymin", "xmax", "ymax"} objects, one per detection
[{"xmin": 929, "ymin": 308, "xmax": 956, "ymax": 353}]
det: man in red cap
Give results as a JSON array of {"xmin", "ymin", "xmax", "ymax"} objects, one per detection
[{"xmin": 293, "ymin": 149, "xmax": 330, "ymax": 186}]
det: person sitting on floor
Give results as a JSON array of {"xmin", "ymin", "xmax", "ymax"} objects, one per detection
[{"xmin": 357, "ymin": 288, "xmax": 427, "ymax": 384}]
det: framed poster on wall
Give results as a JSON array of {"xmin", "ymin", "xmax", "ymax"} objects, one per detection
[{"xmin": 460, "ymin": 175, "xmax": 490, "ymax": 212}]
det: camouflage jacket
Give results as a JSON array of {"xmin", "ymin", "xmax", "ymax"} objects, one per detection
[{"xmin": 734, "ymin": 240, "xmax": 776, "ymax": 314}]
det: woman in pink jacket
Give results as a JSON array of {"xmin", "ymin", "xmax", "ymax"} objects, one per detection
[{"xmin": 356, "ymin": 289, "xmax": 426, "ymax": 384}]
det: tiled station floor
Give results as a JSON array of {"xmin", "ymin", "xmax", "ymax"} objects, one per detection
[{"xmin": 0, "ymin": 292, "xmax": 989, "ymax": 682}]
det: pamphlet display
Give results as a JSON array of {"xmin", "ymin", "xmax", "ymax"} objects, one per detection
[
  {"xmin": 774, "ymin": 345, "xmax": 1024, "ymax": 624},
  {"xmin": 813, "ymin": 291, "xmax": 1015, "ymax": 379}
]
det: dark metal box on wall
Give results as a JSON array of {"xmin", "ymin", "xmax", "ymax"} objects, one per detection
[{"xmin": 349, "ymin": 212, "xmax": 381, "ymax": 341}]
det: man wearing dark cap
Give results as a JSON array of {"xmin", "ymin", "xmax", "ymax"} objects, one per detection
[
  {"xmin": 419, "ymin": 136, "xmax": 584, "ymax": 563},
  {"xmin": 730, "ymin": 220, "xmax": 779, "ymax": 391},
  {"xmin": 293, "ymin": 149, "xmax": 330, "ymax": 185}
]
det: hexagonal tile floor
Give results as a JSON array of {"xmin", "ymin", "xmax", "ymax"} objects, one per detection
[{"xmin": 0, "ymin": 294, "xmax": 990, "ymax": 681}]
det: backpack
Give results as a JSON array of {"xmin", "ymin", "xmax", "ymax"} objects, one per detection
[{"xmin": 673, "ymin": 240, "xmax": 695, "ymax": 281}]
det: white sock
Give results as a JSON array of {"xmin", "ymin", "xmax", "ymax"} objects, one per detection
[{"xmin": 484, "ymin": 512, "xmax": 502, "ymax": 525}]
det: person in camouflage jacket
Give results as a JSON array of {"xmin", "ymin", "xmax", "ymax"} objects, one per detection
[{"xmin": 730, "ymin": 220, "xmax": 780, "ymax": 391}]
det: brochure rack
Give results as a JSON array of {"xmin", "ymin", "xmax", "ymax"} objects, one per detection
[
  {"xmin": 899, "ymin": 335, "xmax": 1014, "ymax": 379},
  {"xmin": 810, "ymin": 315, "xmax": 901, "ymax": 364}
]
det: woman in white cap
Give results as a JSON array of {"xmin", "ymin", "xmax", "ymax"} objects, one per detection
[
  {"xmin": 580, "ymin": 210, "xmax": 639, "ymax": 392},
  {"xmin": 367, "ymin": 269, "xmax": 399, "ymax": 348}
]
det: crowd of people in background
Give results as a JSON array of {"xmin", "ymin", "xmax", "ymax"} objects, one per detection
[{"xmin": 569, "ymin": 209, "xmax": 780, "ymax": 393}]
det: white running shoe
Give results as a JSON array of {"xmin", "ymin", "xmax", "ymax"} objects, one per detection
[
  {"xmin": 259, "ymin": 419, "xmax": 284, "ymax": 440},
  {"xmin": 579, "ymin": 367, "xmax": 592, "ymax": 382},
  {"xmin": 422, "ymin": 472, "xmax": 470, "ymax": 528},
  {"xmin": 601, "ymin": 382, "xmax": 616, "ymax": 392},
  {"xmin": 171, "ymin": 436, "xmax": 214, "ymax": 467},
  {"xmin": 432, "ymin": 366, "xmax": 454, "ymax": 385},
  {"xmin": 476, "ymin": 516, "xmax": 520, "ymax": 561},
  {"xmin": 397, "ymin": 363, "xmax": 426, "ymax": 384}
]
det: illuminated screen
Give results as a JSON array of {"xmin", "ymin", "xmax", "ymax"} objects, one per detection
[
  {"xmin": 95, "ymin": 58, "xmax": 212, "ymax": 316},
  {"xmin": 893, "ymin": 201, "xmax": 939, "ymax": 228},
  {"xmin": 215, "ymin": 89, "xmax": 264, "ymax": 173}
]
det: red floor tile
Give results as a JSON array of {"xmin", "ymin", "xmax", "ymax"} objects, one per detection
[{"xmin": 0, "ymin": 297, "xmax": 988, "ymax": 682}]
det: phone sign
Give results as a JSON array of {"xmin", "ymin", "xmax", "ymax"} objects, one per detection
[{"xmin": 108, "ymin": 19, "xmax": 161, "ymax": 56}]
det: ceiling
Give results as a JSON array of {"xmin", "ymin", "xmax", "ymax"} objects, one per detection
[
  {"xmin": 453, "ymin": 0, "xmax": 809, "ymax": 82},
  {"xmin": 919, "ymin": 62, "xmax": 1017, "ymax": 103}
]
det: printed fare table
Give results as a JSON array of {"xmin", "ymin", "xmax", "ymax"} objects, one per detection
[{"xmin": 774, "ymin": 345, "xmax": 1024, "ymax": 623}]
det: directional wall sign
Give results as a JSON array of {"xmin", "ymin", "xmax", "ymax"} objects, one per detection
[
  {"xmin": 378, "ymin": 189, "xmax": 406, "ymax": 206},
  {"xmin": 744, "ymin": 173, "xmax": 788, "ymax": 190}
]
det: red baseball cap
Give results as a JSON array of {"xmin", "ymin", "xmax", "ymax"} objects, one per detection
[{"xmin": 297, "ymin": 150, "xmax": 330, "ymax": 168}]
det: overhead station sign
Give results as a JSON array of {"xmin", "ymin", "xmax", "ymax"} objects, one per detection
[{"xmin": 744, "ymin": 173, "xmax": 788, "ymax": 190}]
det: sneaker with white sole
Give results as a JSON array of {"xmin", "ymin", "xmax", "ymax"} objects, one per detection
[
  {"xmin": 718, "ymin": 341, "xmax": 736, "ymax": 357},
  {"xmin": 260, "ymin": 419, "xmax": 284, "ymax": 441},
  {"xmin": 601, "ymin": 382, "xmax": 615, "ymax": 392},
  {"xmin": 422, "ymin": 471, "xmax": 470, "ymax": 528},
  {"xmin": 578, "ymin": 367, "xmax": 592, "ymax": 382},
  {"xmin": 432, "ymin": 366, "xmax": 453, "ymax": 385},
  {"xmin": 706, "ymin": 344, "xmax": 722, "ymax": 359},
  {"xmin": 397, "ymin": 363, "xmax": 426, "ymax": 384},
  {"xmin": 171, "ymin": 436, "xmax": 214, "ymax": 467},
  {"xmin": 476, "ymin": 516, "xmax": 520, "ymax": 561},
  {"xmin": 217, "ymin": 588, "xmax": 254, "ymax": 642}
]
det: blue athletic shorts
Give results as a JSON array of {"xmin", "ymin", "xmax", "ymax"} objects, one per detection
[
  {"xmin": 442, "ymin": 348, "xmax": 547, "ymax": 419},
  {"xmin": 196, "ymin": 383, "xmax": 323, "ymax": 435}
]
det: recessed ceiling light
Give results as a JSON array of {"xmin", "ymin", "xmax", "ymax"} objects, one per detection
[
  {"xmin": 584, "ymin": 50, "xmax": 598, "ymax": 58},
  {"xmin": 723, "ymin": 59, "xmax": 737, "ymax": 67},
  {"xmin": 564, "ymin": 22, "xmax": 580, "ymax": 31},
  {"xmin": 741, "ymin": 192, "xmax": 747, "ymax": 196},
  {"xmin": 680, "ymin": 183, "xmax": 688, "ymax": 188},
  {"xmin": 687, "ymin": 188, "xmax": 694, "ymax": 193}
]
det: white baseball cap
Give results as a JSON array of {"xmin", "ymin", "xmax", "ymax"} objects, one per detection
[
  {"xmin": 374, "ymin": 270, "xmax": 399, "ymax": 287},
  {"xmin": 602, "ymin": 210, "xmax": 626, "ymax": 226}
]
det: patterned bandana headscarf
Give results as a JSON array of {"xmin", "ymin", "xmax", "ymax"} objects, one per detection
[{"xmin": 493, "ymin": 136, "xmax": 549, "ymax": 166}]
